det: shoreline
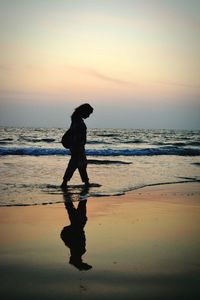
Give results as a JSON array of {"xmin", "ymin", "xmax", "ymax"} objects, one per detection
[
  {"xmin": 0, "ymin": 182, "xmax": 200, "ymax": 299},
  {"xmin": 0, "ymin": 179, "xmax": 199, "ymax": 207}
]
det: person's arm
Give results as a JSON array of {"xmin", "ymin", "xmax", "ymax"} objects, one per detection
[{"xmin": 71, "ymin": 120, "xmax": 86, "ymax": 148}]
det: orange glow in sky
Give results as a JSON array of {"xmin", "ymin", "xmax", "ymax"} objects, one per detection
[{"xmin": 0, "ymin": 0, "xmax": 199, "ymax": 129}]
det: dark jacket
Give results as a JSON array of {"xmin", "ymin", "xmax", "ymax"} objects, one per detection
[{"xmin": 71, "ymin": 116, "xmax": 87, "ymax": 148}]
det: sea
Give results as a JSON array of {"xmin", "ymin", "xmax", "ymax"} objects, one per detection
[{"xmin": 0, "ymin": 127, "xmax": 200, "ymax": 206}]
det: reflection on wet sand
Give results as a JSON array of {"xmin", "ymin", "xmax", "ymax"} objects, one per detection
[{"xmin": 61, "ymin": 187, "xmax": 92, "ymax": 271}]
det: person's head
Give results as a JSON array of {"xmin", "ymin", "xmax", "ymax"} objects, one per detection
[{"xmin": 72, "ymin": 103, "xmax": 93, "ymax": 120}]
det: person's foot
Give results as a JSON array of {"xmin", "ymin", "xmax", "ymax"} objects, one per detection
[
  {"xmin": 60, "ymin": 181, "xmax": 67, "ymax": 189},
  {"xmin": 84, "ymin": 181, "xmax": 90, "ymax": 187}
]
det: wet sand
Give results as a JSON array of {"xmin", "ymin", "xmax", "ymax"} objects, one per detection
[{"xmin": 0, "ymin": 182, "xmax": 200, "ymax": 299}]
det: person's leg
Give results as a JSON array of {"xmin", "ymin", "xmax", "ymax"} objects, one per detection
[
  {"xmin": 78, "ymin": 165, "xmax": 89, "ymax": 184},
  {"xmin": 61, "ymin": 151, "xmax": 78, "ymax": 186},
  {"xmin": 77, "ymin": 150, "xmax": 89, "ymax": 184},
  {"xmin": 77, "ymin": 200, "xmax": 87, "ymax": 228},
  {"xmin": 65, "ymin": 201, "xmax": 77, "ymax": 225}
]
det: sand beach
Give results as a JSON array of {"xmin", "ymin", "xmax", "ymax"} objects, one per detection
[{"xmin": 0, "ymin": 182, "xmax": 199, "ymax": 300}]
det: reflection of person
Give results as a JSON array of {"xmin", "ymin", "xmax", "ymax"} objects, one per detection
[
  {"xmin": 61, "ymin": 188, "xmax": 92, "ymax": 271},
  {"xmin": 61, "ymin": 103, "xmax": 93, "ymax": 188}
]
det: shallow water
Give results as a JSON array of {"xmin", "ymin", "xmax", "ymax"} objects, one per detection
[{"xmin": 0, "ymin": 127, "xmax": 200, "ymax": 206}]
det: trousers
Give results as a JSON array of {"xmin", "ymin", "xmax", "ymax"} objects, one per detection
[{"xmin": 63, "ymin": 147, "xmax": 89, "ymax": 183}]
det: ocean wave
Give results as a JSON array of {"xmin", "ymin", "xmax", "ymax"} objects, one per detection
[
  {"xmin": 154, "ymin": 141, "xmax": 200, "ymax": 147},
  {"xmin": 95, "ymin": 133, "xmax": 120, "ymax": 137},
  {"xmin": 124, "ymin": 139, "xmax": 144, "ymax": 144},
  {"xmin": 86, "ymin": 147, "xmax": 200, "ymax": 156},
  {"xmin": 186, "ymin": 141, "xmax": 200, "ymax": 146},
  {"xmin": 0, "ymin": 138, "xmax": 13, "ymax": 141},
  {"xmin": 87, "ymin": 140, "xmax": 111, "ymax": 144},
  {"xmin": 0, "ymin": 147, "xmax": 65, "ymax": 156},
  {"xmin": 0, "ymin": 146, "xmax": 200, "ymax": 156},
  {"xmin": 0, "ymin": 138, "xmax": 14, "ymax": 145},
  {"xmin": 0, "ymin": 141, "xmax": 12, "ymax": 145},
  {"xmin": 18, "ymin": 137, "xmax": 56, "ymax": 143}
]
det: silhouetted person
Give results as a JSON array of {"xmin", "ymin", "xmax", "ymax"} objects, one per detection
[
  {"xmin": 61, "ymin": 103, "xmax": 93, "ymax": 188},
  {"xmin": 60, "ymin": 188, "xmax": 92, "ymax": 271}
]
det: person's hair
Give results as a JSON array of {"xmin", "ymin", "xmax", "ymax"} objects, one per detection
[{"xmin": 71, "ymin": 103, "xmax": 93, "ymax": 119}]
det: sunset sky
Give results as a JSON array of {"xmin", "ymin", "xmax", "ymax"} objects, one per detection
[{"xmin": 0, "ymin": 0, "xmax": 199, "ymax": 129}]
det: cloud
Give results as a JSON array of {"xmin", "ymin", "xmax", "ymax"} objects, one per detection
[
  {"xmin": 86, "ymin": 69, "xmax": 135, "ymax": 86},
  {"xmin": 67, "ymin": 65, "xmax": 200, "ymax": 91},
  {"xmin": 157, "ymin": 80, "xmax": 200, "ymax": 90},
  {"xmin": 65, "ymin": 65, "xmax": 135, "ymax": 86}
]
